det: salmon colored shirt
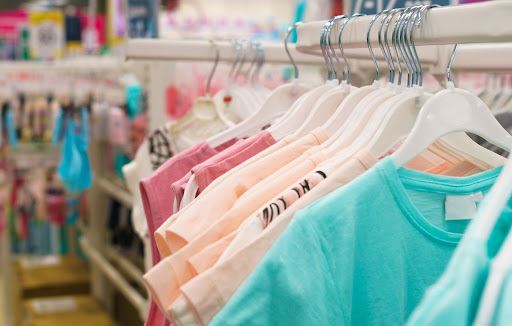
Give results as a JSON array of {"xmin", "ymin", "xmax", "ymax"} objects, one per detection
[
  {"xmin": 153, "ymin": 136, "xmax": 291, "ymax": 258},
  {"xmin": 143, "ymin": 128, "xmax": 328, "ymax": 318},
  {"xmin": 176, "ymin": 131, "xmax": 277, "ymax": 210},
  {"xmin": 158, "ymin": 129, "xmax": 327, "ymax": 256}
]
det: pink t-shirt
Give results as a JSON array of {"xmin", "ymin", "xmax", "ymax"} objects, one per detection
[
  {"xmin": 140, "ymin": 141, "xmax": 221, "ymax": 326},
  {"xmin": 195, "ymin": 131, "xmax": 277, "ymax": 192},
  {"xmin": 172, "ymin": 131, "xmax": 277, "ymax": 210}
]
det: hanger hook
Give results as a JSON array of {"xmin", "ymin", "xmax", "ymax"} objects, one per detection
[
  {"xmin": 339, "ymin": 13, "xmax": 365, "ymax": 85},
  {"xmin": 252, "ymin": 43, "xmax": 265, "ymax": 85},
  {"xmin": 247, "ymin": 41, "xmax": 259, "ymax": 82},
  {"xmin": 447, "ymin": 44, "xmax": 458, "ymax": 85},
  {"xmin": 367, "ymin": 11, "xmax": 384, "ymax": 82},
  {"xmin": 205, "ymin": 39, "xmax": 219, "ymax": 96},
  {"xmin": 377, "ymin": 9, "xmax": 393, "ymax": 83},
  {"xmin": 229, "ymin": 39, "xmax": 242, "ymax": 79},
  {"xmin": 395, "ymin": 7, "xmax": 410, "ymax": 87},
  {"xmin": 384, "ymin": 9, "xmax": 402, "ymax": 84},
  {"xmin": 320, "ymin": 20, "xmax": 335, "ymax": 80},
  {"xmin": 399, "ymin": 7, "xmax": 415, "ymax": 87},
  {"xmin": 411, "ymin": 5, "xmax": 439, "ymax": 87},
  {"xmin": 392, "ymin": 9, "xmax": 405, "ymax": 85},
  {"xmin": 235, "ymin": 40, "xmax": 248, "ymax": 80},
  {"xmin": 328, "ymin": 15, "xmax": 347, "ymax": 82},
  {"xmin": 285, "ymin": 23, "xmax": 301, "ymax": 79},
  {"xmin": 406, "ymin": 6, "xmax": 423, "ymax": 86}
]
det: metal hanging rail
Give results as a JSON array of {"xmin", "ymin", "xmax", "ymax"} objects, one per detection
[{"xmin": 296, "ymin": 1, "xmax": 512, "ymax": 54}]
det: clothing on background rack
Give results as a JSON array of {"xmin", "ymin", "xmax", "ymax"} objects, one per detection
[{"xmin": 118, "ymin": 3, "xmax": 512, "ymax": 326}]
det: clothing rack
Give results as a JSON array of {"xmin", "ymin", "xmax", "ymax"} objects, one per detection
[
  {"xmin": 125, "ymin": 39, "xmax": 324, "ymax": 132},
  {"xmin": 125, "ymin": 39, "xmax": 324, "ymax": 64},
  {"xmin": 296, "ymin": 2, "xmax": 512, "ymax": 74},
  {"xmin": 0, "ymin": 58, "xmax": 149, "ymax": 325},
  {"xmin": 297, "ymin": 2, "xmax": 512, "ymax": 52}
]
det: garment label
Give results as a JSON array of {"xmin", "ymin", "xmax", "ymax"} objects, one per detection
[
  {"xmin": 445, "ymin": 192, "xmax": 484, "ymax": 221},
  {"xmin": 31, "ymin": 297, "xmax": 77, "ymax": 314}
]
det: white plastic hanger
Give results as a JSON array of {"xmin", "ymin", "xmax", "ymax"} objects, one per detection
[
  {"xmin": 267, "ymin": 19, "xmax": 342, "ymax": 140},
  {"xmin": 171, "ymin": 41, "xmax": 233, "ymax": 147},
  {"xmin": 294, "ymin": 16, "xmax": 355, "ymax": 137},
  {"xmin": 369, "ymin": 6, "xmax": 505, "ymax": 169},
  {"xmin": 391, "ymin": 46, "xmax": 512, "ymax": 169},
  {"xmin": 324, "ymin": 6, "xmax": 504, "ymax": 173},
  {"xmin": 366, "ymin": 6, "xmax": 442, "ymax": 158},
  {"xmin": 319, "ymin": 11, "xmax": 393, "ymax": 140},
  {"xmin": 319, "ymin": 11, "xmax": 400, "ymax": 157},
  {"xmin": 223, "ymin": 40, "xmax": 260, "ymax": 120},
  {"xmin": 207, "ymin": 24, "xmax": 313, "ymax": 147}
]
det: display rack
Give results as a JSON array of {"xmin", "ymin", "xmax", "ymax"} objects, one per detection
[
  {"xmin": 125, "ymin": 39, "xmax": 324, "ymax": 64},
  {"xmin": 0, "ymin": 58, "xmax": 149, "ymax": 326},
  {"xmin": 296, "ymin": 1, "xmax": 512, "ymax": 53},
  {"xmin": 295, "ymin": 2, "xmax": 512, "ymax": 75}
]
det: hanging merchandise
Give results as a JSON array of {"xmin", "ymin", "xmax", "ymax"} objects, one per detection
[
  {"xmin": 28, "ymin": 10, "xmax": 64, "ymax": 60},
  {"xmin": 56, "ymin": 106, "xmax": 92, "ymax": 193},
  {"xmin": 107, "ymin": 0, "xmax": 128, "ymax": 46},
  {"xmin": 127, "ymin": 0, "xmax": 159, "ymax": 38},
  {"xmin": 118, "ymin": 2, "xmax": 512, "ymax": 326}
]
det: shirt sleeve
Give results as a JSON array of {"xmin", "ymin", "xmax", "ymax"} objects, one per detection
[{"xmin": 210, "ymin": 210, "xmax": 343, "ymax": 326}]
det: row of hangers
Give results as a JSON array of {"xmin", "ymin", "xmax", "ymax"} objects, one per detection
[
  {"xmin": 171, "ymin": 4, "xmax": 512, "ymax": 201},
  {"xmin": 206, "ymin": 5, "xmax": 510, "ymax": 164}
]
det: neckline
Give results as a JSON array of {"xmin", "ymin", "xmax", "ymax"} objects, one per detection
[{"xmin": 378, "ymin": 158, "xmax": 502, "ymax": 246}]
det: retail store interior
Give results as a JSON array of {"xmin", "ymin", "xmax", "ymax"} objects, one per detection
[{"xmin": 2, "ymin": 0, "xmax": 512, "ymax": 325}]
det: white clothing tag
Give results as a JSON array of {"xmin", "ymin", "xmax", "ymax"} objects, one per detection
[
  {"xmin": 445, "ymin": 192, "xmax": 484, "ymax": 221},
  {"xmin": 31, "ymin": 297, "xmax": 77, "ymax": 314}
]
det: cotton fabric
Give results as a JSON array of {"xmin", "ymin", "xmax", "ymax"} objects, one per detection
[
  {"xmin": 144, "ymin": 129, "xmax": 328, "ymax": 319},
  {"xmin": 174, "ymin": 151, "xmax": 377, "ymax": 325},
  {"xmin": 211, "ymin": 158, "xmax": 501, "ymax": 326},
  {"xmin": 408, "ymin": 199, "xmax": 512, "ymax": 325}
]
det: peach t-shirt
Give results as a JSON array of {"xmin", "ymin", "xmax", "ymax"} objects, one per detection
[
  {"xmin": 184, "ymin": 153, "xmax": 327, "ymax": 276},
  {"xmin": 171, "ymin": 152, "xmax": 481, "ymax": 325},
  {"xmin": 153, "ymin": 135, "xmax": 291, "ymax": 258},
  {"xmin": 144, "ymin": 128, "xmax": 328, "ymax": 317},
  {"xmin": 173, "ymin": 150, "xmax": 379, "ymax": 325}
]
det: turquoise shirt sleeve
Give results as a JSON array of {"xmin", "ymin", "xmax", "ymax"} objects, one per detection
[{"xmin": 493, "ymin": 273, "xmax": 512, "ymax": 325}]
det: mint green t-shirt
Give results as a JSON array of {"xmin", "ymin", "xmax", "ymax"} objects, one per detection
[
  {"xmin": 407, "ymin": 199, "xmax": 512, "ymax": 325},
  {"xmin": 211, "ymin": 158, "xmax": 502, "ymax": 326},
  {"xmin": 493, "ymin": 269, "xmax": 512, "ymax": 325}
]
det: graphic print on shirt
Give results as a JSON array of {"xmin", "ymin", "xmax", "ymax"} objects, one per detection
[
  {"xmin": 259, "ymin": 170, "xmax": 327, "ymax": 228},
  {"xmin": 148, "ymin": 127, "xmax": 174, "ymax": 170}
]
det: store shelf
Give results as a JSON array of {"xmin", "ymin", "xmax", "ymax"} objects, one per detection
[
  {"xmin": 79, "ymin": 237, "xmax": 147, "ymax": 319},
  {"xmin": 104, "ymin": 246, "xmax": 146, "ymax": 290},
  {"xmin": 95, "ymin": 176, "xmax": 133, "ymax": 208}
]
